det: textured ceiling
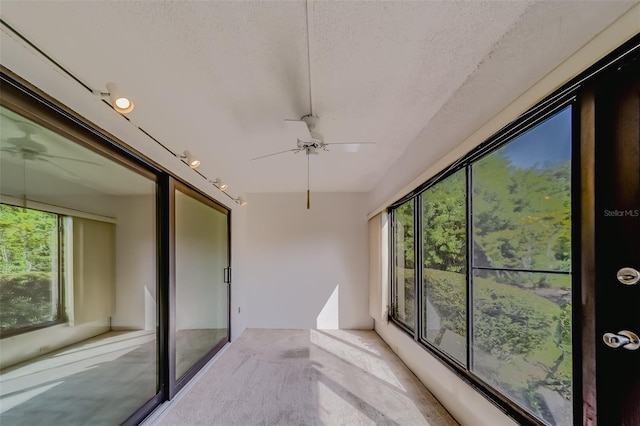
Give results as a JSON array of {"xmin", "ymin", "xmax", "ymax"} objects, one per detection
[{"xmin": 0, "ymin": 1, "xmax": 636, "ymax": 195}]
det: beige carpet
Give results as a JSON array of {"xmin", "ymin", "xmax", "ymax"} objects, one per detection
[{"xmin": 158, "ymin": 329, "xmax": 458, "ymax": 426}]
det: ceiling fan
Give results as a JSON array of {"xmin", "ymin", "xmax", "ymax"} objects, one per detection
[
  {"xmin": 1, "ymin": 119, "xmax": 102, "ymax": 178},
  {"xmin": 251, "ymin": 115, "xmax": 375, "ymax": 209},
  {"xmin": 251, "ymin": 3, "xmax": 375, "ymax": 209}
]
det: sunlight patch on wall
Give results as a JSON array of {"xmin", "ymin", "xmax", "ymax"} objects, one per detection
[{"xmin": 316, "ymin": 285, "xmax": 339, "ymax": 329}]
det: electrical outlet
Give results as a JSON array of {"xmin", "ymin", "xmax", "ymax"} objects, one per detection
[{"xmin": 237, "ymin": 306, "xmax": 241, "ymax": 314}]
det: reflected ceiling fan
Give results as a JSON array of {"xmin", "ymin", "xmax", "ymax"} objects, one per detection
[
  {"xmin": 251, "ymin": 4, "xmax": 375, "ymax": 209},
  {"xmin": 1, "ymin": 119, "xmax": 102, "ymax": 178}
]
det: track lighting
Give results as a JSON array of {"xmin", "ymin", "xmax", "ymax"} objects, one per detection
[
  {"xmin": 235, "ymin": 196, "xmax": 247, "ymax": 207},
  {"xmin": 180, "ymin": 150, "xmax": 201, "ymax": 169},
  {"xmin": 93, "ymin": 82, "xmax": 134, "ymax": 114},
  {"xmin": 212, "ymin": 178, "xmax": 228, "ymax": 191}
]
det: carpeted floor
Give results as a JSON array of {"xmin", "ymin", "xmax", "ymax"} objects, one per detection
[{"xmin": 157, "ymin": 329, "xmax": 458, "ymax": 426}]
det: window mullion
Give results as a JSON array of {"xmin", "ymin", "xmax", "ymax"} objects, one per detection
[
  {"xmin": 414, "ymin": 195, "xmax": 422, "ymax": 341},
  {"xmin": 389, "ymin": 209, "xmax": 396, "ymax": 321},
  {"xmin": 466, "ymin": 165, "xmax": 474, "ymax": 372}
]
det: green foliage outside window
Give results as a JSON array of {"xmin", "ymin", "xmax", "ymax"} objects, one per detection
[
  {"xmin": 422, "ymin": 170, "xmax": 466, "ymax": 272},
  {"xmin": 0, "ymin": 204, "xmax": 59, "ymax": 334},
  {"xmin": 393, "ymin": 200, "xmax": 415, "ymax": 328},
  {"xmin": 473, "ymin": 152, "xmax": 571, "ymax": 274},
  {"xmin": 0, "ymin": 272, "xmax": 55, "ymax": 333}
]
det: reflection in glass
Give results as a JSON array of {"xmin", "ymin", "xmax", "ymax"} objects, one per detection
[
  {"xmin": 421, "ymin": 170, "xmax": 466, "ymax": 364},
  {"xmin": 392, "ymin": 200, "xmax": 415, "ymax": 330},
  {"xmin": 0, "ymin": 205, "xmax": 59, "ymax": 334},
  {"xmin": 175, "ymin": 190, "xmax": 229, "ymax": 379},
  {"xmin": 0, "ymin": 106, "xmax": 158, "ymax": 425}
]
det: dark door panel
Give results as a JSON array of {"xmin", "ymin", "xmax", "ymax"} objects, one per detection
[{"xmin": 594, "ymin": 61, "xmax": 640, "ymax": 425}]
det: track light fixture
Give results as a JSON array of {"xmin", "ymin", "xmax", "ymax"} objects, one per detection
[
  {"xmin": 211, "ymin": 178, "xmax": 228, "ymax": 191},
  {"xmin": 93, "ymin": 82, "xmax": 134, "ymax": 114},
  {"xmin": 235, "ymin": 196, "xmax": 247, "ymax": 207},
  {"xmin": 180, "ymin": 150, "xmax": 201, "ymax": 169}
]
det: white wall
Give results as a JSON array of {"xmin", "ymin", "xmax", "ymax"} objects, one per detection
[
  {"xmin": 230, "ymin": 202, "xmax": 249, "ymax": 340},
  {"xmin": 111, "ymin": 195, "xmax": 157, "ymax": 330},
  {"xmin": 245, "ymin": 192, "xmax": 372, "ymax": 330}
]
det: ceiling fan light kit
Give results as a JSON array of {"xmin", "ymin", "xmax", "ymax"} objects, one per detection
[{"xmin": 253, "ymin": 116, "xmax": 375, "ymax": 210}]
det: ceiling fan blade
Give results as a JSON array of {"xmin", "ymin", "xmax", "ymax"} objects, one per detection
[
  {"xmin": 251, "ymin": 148, "xmax": 301, "ymax": 161},
  {"xmin": 0, "ymin": 147, "xmax": 20, "ymax": 154},
  {"xmin": 12, "ymin": 120, "xmax": 41, "ymax": 134},
  {"xmin": 38, "ymin": 157, "xmax": 79, "ymax": 178},
  {"xmin": 39, "ymin": 153, "xmax": 103, "ymax": 166},
  {"xmin": 7, "ymin": 136, "xmax": 48, "ymax": 153},
  {"xmin": 324, "ymin": 142, "xmax": 376, "ymax": 153},
  {"xmin": 284, "ymin": 120, "xmax": 312, "ymax": 142}
]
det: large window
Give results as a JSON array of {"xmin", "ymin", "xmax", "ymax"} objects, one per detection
[
  {"xmin": 392, "ymin": 199, "xmax": 415, "ymax": 330},
  {"xmin": 0, "ymin": 204, "xmax": 62, "ymax": 335},
  {"xmin": 390, "ymin": 106, "xmax": 572, "ymax": 425},
  {"xmin": 420, "ymin": 169, "xmax": 467, "ymax": 364}
]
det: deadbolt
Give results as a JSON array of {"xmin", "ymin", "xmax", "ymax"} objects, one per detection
[
  {"xmin": 603, "ymin": 330, "xmax": 640, "ymax": 350},
  {"xmin": 617, "ymin": 267, "xmax": 640, "ymax": 285}
]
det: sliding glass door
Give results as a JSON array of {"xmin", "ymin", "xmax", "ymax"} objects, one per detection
[
  {"xmin": 172, "ymin": 182, "xmax": 230, "ymax": 391},
  {"xmin": 1, "ymin": 69, "xmax": 234, "ymax": 424},
  {"xmin": 0, "ymin": 98, "xmax": 159, "ymax": 425}
]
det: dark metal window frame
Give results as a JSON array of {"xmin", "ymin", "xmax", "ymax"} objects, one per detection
[
  {"xmin": 389, "ymin": 200, "xmax": 417, "ymax": 334},
  {"xmin": 388, "ymin": 34, "xmax": 640, "ymax": 426}
]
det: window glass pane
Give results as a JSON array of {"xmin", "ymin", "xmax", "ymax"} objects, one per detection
[
  {"xmin": 175, "ymin": 190, "xmax": 229, "ymax": 380},
  {"xmin": 0, "ymin": 106, "xmax": 158, "ymax": 424},
  {"xmin": 421, "ymin": 170, "xmax": 466, "ymax": 364},
  {"xmin": 472, "ymin": 107, "xmax": 572, "ymax": 272},
  {"xmin": 392, "ymin": 199, "xmax": 415, "ymax": 329},
  {"xmin": 0, "ymin": 205, "xmax": 59, "ymax": 333},
  {"xmin": 471, "ymin": 106, "xmax": 572, "ymax": 425},
  {"xmin": 472, "ymin": 271, "xmax": 572, "ymax": 425}
]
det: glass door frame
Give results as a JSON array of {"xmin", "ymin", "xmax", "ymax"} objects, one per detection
[{"xmin": 168, "ymin": 178, "xmax": 231, "ymax": 398}]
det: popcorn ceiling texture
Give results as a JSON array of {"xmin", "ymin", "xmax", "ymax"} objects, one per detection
[{"xmin": 0, "ymin": 1, "xmax": 635, "ymax": 197}]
